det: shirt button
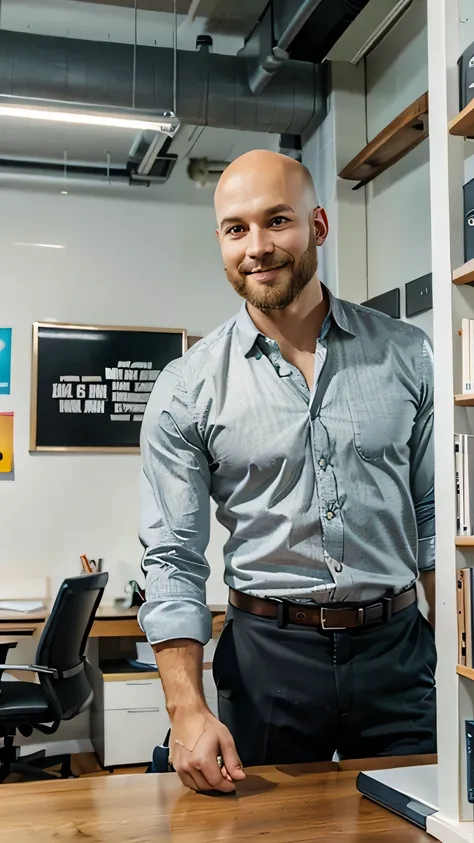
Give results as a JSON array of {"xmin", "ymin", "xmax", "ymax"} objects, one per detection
[
  {"xmin": 334, "ymin": 562, "xmax": 343, "ymax": 573},
  {"xmin": 326, "ymin": 511, "xmax": 334, "ymax": 520},
  {"xmin": 318, "ymin": 458, "xmax": 326, "ymax": 469}
]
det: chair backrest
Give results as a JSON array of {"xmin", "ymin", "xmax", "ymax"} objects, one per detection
[{"xmin": 35, "ymin": 572, "xmax": 108, "ymax": 720}]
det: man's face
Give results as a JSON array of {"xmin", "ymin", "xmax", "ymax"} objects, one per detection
[{"xmin": 216, "ymin": 167, "xmax": 327, "ymax": 312}]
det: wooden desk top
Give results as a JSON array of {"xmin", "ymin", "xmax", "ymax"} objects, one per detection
[
  {"xmin": 0, "ymin": 603, "xmax": 226, "ymax": 639},
  {"xmin": 0, "ymin": 762, "xmax": 433, "ymax": 842},
  {"xmin": 0, "ymin": 603, "xmax": 226, "ymax": 622}
]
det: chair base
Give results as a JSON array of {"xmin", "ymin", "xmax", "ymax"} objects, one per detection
[{"xmin": 0, "ymin": 736, "xmax": 74, "ymax": 783}]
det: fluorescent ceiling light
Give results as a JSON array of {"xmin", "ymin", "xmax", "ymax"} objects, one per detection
[
  {"xmin": 14, "ymin": 242, "xmax": 65, "ymax": 249},
  {"xmin": 0, "ymin": 97, "xmax": 180, "ymax": 136}
]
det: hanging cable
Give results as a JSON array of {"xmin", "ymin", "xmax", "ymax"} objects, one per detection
[
  {"xmin": 173, "ymin": 0, "xmax": 177, "ymax": 115},
  {"xmin": 62, "ymin": 151, "xmax": 68, "ymax": 195},
  {"xmin": 132, "ymin": 0, "xmax": 138, "ymax": 109}
]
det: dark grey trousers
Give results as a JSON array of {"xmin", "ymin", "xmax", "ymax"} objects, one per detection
[{"xmin": 213, "ymin": 602, "xmax": 437, "ymax": 766}]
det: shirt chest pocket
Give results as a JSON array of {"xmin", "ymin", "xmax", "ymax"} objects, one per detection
[{"xmin": 348, "ymin": 400, "xmax": 407, "ymax": 462}]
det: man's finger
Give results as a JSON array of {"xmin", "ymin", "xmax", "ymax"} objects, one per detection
[
  {"xmin": 181, "ymin": 765, "xmax": 213, "ymax": 792},
  {"xmin": 220, "ymin": 764, "xmax": 233, "ymax": 783},
  {"xmin": 197, "ymin": 756, "xmax": 236, "ymax": 792},
  {"xmin": 180, "ymin": 770, "xmax": 206, "ymax": 792},
  {"xmin": 219, "ymin": 731, "xmax": 246, "ymax": 780}
]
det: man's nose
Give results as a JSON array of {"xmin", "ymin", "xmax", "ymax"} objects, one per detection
[{"xmin": 246, "ymin": 227, "xmax": 274, "ymax": 260}]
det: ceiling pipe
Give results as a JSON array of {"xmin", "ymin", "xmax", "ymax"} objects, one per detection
[
  {"xmin": 0, "ymin": 29, "xmax": 326, "ymax": 137},
  {"xmin": 242, "ymin": 0, "xmax": 325, "ymax": 96},
  {"xmin": 0, "ymin": 157, "xmax": 130, "ymax": 183}
]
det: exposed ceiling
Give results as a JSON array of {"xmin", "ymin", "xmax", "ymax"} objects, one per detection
[
  {"xmin": 0, "ymin": 0, "xmax": 397, "ymax": 191},
  {"xmin": 74, "ymin": 0, "xmax": 268, "ymax": 35},
  {"xmin": 0, "ymin": 0, "xmax": 276, "ymax": 182}
]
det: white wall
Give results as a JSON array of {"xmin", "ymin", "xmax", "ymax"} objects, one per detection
[
  {"xmin": 302, "ymin": 104, "xmax": 336, "ymax": 291},
  {"xmin": 0, "ymin": 163, "xmax": 235, "ymax": 607},
  {"xmin": 365, "ymin": 0, "xmax": 432, "ymax": 336},
  {"xmin": 303, "ymin": 61, "xmax": 367, "ymax": 301},
  {"xmin": 303, "ymin": 0, "xmax": 434, "ymax": 336}
]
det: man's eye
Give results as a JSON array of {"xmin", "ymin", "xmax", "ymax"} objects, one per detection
[
  {"xmin": 270, "ymin": 216, "xmax": 289, "ymax": 227},
  {"xmin": 228, "ymin": 225, "xmax": 244, "ymax": 235}
]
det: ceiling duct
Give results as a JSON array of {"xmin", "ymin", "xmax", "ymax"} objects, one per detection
[
  {"xmin": 241, "ymin": 0, "xmax": 371, "ymax": 94},
  {"xmin": 0, "ymin": 30, "xmax": 326, "ymax": 138}
]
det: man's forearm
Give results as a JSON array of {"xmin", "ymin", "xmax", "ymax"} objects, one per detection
[
  {"xmin": 420, "ymin": 569, "xmax": 435, "ymax": 627},
  {"xmin": 154, "ymin": 639, "xmax": 208, "ymax": 719}
]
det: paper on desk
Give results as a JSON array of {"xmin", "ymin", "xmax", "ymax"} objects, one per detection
[
  {"xmin": 135, "ymin": 642, "xmax": 156, "ymax": 667},
  {"xmin": 0, "ymin": 600, "xmax": 45, "ymax": 613}
]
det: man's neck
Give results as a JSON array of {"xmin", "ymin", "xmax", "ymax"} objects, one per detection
[{"xmin": 247, "ymin": 276, "xmax": 328, "ymax": 354}]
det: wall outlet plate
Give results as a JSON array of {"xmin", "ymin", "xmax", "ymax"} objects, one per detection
[
  {"xmin": 405, "ymin": 273, "xmax": 432, "ymax": 318},
  {"xmin": 362, "ymin": 288, "xmax": 400, "ymax": 319}
]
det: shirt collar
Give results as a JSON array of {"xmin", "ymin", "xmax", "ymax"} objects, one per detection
[{"xmin": 235, "ymin": 284, "xmax": 356, "ymax": 356}]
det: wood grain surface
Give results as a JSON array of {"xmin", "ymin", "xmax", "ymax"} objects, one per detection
[
  {"xmin": 0, "ymin": 762, "xmax": 433, "ymax": 842},
  {"xmin": 0, "ymin": 605, "xmax": 226, "ymax": 640},
  {"xmin": 339, "ymin": 92, "xmax": 429, "ymax": 187}
]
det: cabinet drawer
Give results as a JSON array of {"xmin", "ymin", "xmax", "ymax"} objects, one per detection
[
  {"xmin": 104, "ymin": 707, "xmax": 169, "ymax": 767},
  {"xmin": 104, "ymin": 677, "xmax": 163, "ymax": 710}
]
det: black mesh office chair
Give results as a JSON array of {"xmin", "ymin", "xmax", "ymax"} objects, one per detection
[{"xmin": 0, "ymin": 571, "xmax": 108, "ymax": 782}]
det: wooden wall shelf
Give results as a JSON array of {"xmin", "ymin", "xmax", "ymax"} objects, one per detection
[
  {"xmin": 457, "ymin": 665, "xmax": 474, "ymax": 680},
  {"xmin": 456, "ymin": 537, "xmax": 474, "ymax": 547},
  {"xmin": 455, "ymin": 394, "xmax": 474, "ymax": 406},
  {"xmin": 449, "ymin": 98, "xmax": 474, "ymax": 137},
  {"xmin": 453, "ymin": 259, "xmax": 474, "ymax": 286},
  {"xmin": 338, "ymin": 92, "xmax": 429, "ymax": 189}
]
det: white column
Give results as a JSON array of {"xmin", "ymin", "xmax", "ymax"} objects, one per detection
[{"xmin": 427, "ymin": 0, "xmax": 466, "ymax": 828}]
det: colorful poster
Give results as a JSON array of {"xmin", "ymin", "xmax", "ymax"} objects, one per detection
[
  {"xmin": 0, "ymin": 412, "xmax": 13, "ymax": 473},
  {"xmin": 0, "ymin": 328, "xmax": 12, "ymax": 395}
]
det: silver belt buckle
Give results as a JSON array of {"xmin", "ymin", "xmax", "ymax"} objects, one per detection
[{"xmin": 320, "ymin": 606, "xmax": 364, "ymax": 630}]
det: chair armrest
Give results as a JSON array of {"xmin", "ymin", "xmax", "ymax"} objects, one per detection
[
  {"xmin": 0, "ymin": 639, "xmax": 18, "ymax": 657},
  {"xmin": 0, "ymin": 664, "xmax": 59, "ymax": 678}
]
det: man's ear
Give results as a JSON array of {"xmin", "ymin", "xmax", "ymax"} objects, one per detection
[
  {"xmin": 313, "ymin": 207, "xmax": 329, "ymax": 247},
  {"xmin": 215, "ymin": 227, "xmax": 221, "ymax": 243}
]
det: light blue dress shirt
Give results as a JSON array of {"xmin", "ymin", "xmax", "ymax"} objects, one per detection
[{"xmin": 138, "ymin": 287, "xmax": 435, "ymax": 645}]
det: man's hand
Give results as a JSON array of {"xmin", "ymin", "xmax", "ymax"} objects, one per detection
[
  {"xmin": 170, "ymin": 707, "xmax": 246, "ymax": 793},
  {"xmin": 153, "ymin": 639, "xmax": 244, "ymax": 792},
  {"xmin": 419, "ymin": 569, "xmax": 435, "ymax": 627}
]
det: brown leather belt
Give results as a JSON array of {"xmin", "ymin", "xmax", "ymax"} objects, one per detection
[{"xmin": 229, "ymin": 586, "xmax": 417, "ymax": 630}]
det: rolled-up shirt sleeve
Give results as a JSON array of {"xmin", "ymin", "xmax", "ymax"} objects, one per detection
[
  {"xmin": 409, "ymin": 335, "xmax": 435, "ymax": 572},
  {"xmin": 138, "ymin": 359, "xmax": 212, "ymax": 646}
]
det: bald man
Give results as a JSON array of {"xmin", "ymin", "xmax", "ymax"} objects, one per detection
[{"xmin": 139, "ymin": 150, "xmax": 436, "ymax": 792}]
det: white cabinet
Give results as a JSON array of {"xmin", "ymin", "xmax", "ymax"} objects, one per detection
[
  {"xmin": 103, "ymin": 707, "xmax": 169, "ymax": 768},
  {"xmin": 91, "ymin": 673, "xmax": 170, "ymax": 769},
  {"xmin": 103, "ymin": 677, "xmax": 162, "ymax": 711},
  {"xmin": 90, "ymin": 665, "xmax": 217, "ymax": 769}
]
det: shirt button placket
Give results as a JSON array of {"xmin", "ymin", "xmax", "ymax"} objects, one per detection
[{"xmin": 314, "ymin": 422, "xmax": 344, "ymax": 581}]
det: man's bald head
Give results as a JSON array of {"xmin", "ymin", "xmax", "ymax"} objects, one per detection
[
  {"xmin": 214, "ymin": 150, "xmax": 317, "ymax": 223},
  {"xmin": 213, "ymin": 149, "xmax": 328, "ymax": 313}
]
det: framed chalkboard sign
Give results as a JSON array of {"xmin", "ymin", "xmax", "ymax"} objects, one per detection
[{"xmin": 30, "ymin": 322, "xmax": 187, "ymax": 453}]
